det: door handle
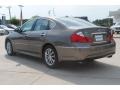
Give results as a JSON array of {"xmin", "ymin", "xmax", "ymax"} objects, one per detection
[{"xmin": 40, "ymin": 33, "xmax": 46, "ymax": 36}]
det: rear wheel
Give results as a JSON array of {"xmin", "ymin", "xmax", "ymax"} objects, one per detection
[
  {"xmin": 6, "ymin": 40, "xmax": 15, "ymax": 56},
  {"xmin": 116, "ymin": 31, "xmax": 119, "ymax": 34},
  {"xmin": 43, "ymin": 45, "xmax": 59, "ymax": 68}
]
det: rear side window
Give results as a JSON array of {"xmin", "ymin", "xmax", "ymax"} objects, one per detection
[
  {"xmin": 34, "ymin": 19, "xmax": 49, "ymax": 31},
  {"xmin": 34, "ymin": 19, "xmax": 55, "ymax": 31},
  {"xmin": 49, "ymin": 20, "xmax": 56, "ymax": 29}
]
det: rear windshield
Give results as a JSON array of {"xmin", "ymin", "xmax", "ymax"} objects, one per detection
[{"xmin": 57, "ymin": 17, "xmax": 96, "ymax": 27}]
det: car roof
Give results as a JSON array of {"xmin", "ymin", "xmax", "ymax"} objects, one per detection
[
  {"xmin": 32, "ymin": 16, "xmax": 84, "ymax": 21},
  {"xmin": 32, "ymin": 16, "xmax": 56, "ymax": 20}
]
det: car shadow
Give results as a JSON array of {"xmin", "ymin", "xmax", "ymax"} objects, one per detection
[{"xmin": 5, "ymin": 53, "xmax": 120, "ymax": 85}]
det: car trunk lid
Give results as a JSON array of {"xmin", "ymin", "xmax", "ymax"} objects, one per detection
[{"xmin": 75, "ymin": 27, "xmax": 113, "ymax": 45}]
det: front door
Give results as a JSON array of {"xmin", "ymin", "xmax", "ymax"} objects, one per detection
[{"xmin": 13, "ymin": 19, "xmax": 37, "ymax": 52}]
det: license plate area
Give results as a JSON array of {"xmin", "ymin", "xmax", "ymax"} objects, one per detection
[
  {"xmin": 91, "ymin": 32, "xmax": 109, "ymax": 45},
  {"xmin": 94, "ymin": 34, "xmax": 103, "ymax": 42}
]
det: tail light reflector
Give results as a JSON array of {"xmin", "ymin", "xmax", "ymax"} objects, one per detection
[
  {"xmin": 71, "ymin": 32, "xmax": 93, "ymax": 43},
  {"xmin": 107, "ymin": 34, "xmax": 113, "ymax": 41}
]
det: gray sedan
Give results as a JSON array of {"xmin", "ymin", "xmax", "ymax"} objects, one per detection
[{"xmin": 5, "ymin": 17, "xmax": 116, "ymax": 68}]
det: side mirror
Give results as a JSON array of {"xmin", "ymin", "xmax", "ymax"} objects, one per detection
[{"xmin": 15, "ymin": 27, "xmax": 22, "ymax": 33}]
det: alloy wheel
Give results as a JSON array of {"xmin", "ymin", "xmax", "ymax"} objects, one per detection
[
  {"xmin": 45, "ymin": 48, "xmax": 56, "ymax": 66},
  {"xmin": 43, "ymin": 45, "xmax": 59, "ymax": 68}
]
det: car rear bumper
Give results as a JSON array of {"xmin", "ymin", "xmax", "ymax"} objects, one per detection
[
  {"xmin": 114, "ymin": 30, "xmax": 120, "ymax": 32},
  {"xmin": 56, "ymin": 42, "xmax": 116, "ymax": 61}
]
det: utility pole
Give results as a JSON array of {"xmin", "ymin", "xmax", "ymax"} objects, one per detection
[
  {"xmin": 18, "ymin": 5, "xmax": 24, "ymax": 26},
  {"xmin": 0, "ymin": 6, "xmax": 2, "ymax": 25},
  {"xmin": 53, "ymin": 8, "xmax": 56, "ymax": 16},
  {"xmin": 6, "ymin": 6, "xmax": 12, "ymax": 20},
  {"xmin": 48, "ymin": 8, "xmax": 56, "ymax": 17},
  {"xmin": 2, "ymin": 14, "xmax": 6, "ymax": 25},
  {"xmin": 48, "ymin": 10, "xmax": 51, "ymax": 16}
]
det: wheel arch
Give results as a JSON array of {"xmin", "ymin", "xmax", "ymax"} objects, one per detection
[
  {"xmin": 41, "ymin": 43, "xmax": 59, "ymax": 68},
  {"xmin": 42, "ymin": 43, "xmax": 57, "ymax": 55}
]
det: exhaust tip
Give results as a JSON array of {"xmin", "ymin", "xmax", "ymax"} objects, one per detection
[{"xmin": 108, "ymin": 55, "xmax": 112, "ymax": 58}]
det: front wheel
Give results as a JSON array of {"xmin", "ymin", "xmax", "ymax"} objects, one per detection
[
  {"xmin": 6, "ymin": 40, "xmax": 15, "ymax": 56},
  {"xmin": 43, "ymin": 45, "xmax": 59, "ymax": 68}
]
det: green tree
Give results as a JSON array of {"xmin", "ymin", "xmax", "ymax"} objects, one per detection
[
  {"xmin": 31, "ymin": 15, "xmax": 39, "ymax": 19},
  {"xmin": 93, "ymin": 18, "xmax": 113, "ymax": 27},
  {"xmin": 9, "ymin": 17, "xmax": 20, "ymax": 26}
]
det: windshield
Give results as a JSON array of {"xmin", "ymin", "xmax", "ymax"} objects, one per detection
[
  {"xmin": 57, "ymin": 17, "xmax": 96, "ymax": 27},
  {"xmin": 116, "ymin": 23, "xmax": 120, "ymax": 25}
]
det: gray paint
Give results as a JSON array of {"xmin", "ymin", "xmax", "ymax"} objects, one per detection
[{"xmin": 5, "ymin": 17, "xmax": 116, "ymax": 61}]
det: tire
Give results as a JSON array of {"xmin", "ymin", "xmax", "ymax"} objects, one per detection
[
  {"xmin": 6, "ymin": 40, "xmax": 15, "ymax": 56},
  {"xmin": 117, "ymin": 31, "xmax": 119, "ymax": 34},
  {"xmin": 43, "ymin": 45, "xmax": 59, "ymax": 68}
]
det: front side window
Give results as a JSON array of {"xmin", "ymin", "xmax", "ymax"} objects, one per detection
[{"xmin": 21, "ymin": 19, "xmax": 36, "ymax": 32}]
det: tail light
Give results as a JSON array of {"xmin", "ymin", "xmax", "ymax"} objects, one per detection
[
  {"xmin": 107, "ymin": 33, "xmax": 113, "ymax": 41},
  {"xmin": 71, "ymin": 32, "xmax": 93, "ymax": 43}
]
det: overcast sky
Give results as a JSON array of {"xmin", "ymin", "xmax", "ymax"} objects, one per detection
[{"xmin": 1, "ymin": 5, "xmax": 120, "ymax": 21}]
